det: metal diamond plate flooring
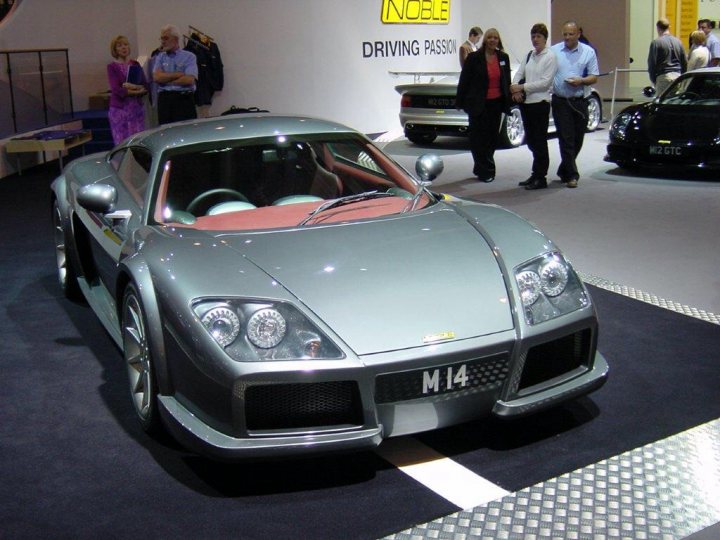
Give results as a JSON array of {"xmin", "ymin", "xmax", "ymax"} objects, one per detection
[{"xmin": 384, "ymin": 283, "xmax": 720, "ymax": 540}]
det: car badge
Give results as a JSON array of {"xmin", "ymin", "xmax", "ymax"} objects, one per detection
[{"xmin": 422, "ymin": 331, "xmax": 455, "ymax": 343}]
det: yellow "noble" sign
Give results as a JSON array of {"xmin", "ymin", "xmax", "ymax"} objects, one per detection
[{"xmin": 381, "ymin": 0, "xmax": 450, "ymax": 24}]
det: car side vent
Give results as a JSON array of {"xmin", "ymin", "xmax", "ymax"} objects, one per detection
[
  {"xmin": 518, "ymin": 329, "xmax": 592, "ymax": 391},
  {"xmin": 245, "ymin": 381, "xmax": 364, "ymax": 432}
]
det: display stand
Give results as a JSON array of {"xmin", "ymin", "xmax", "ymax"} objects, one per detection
[{"xmin": 5, "ymin": 130, "xmax": 92, "ymax": 175}]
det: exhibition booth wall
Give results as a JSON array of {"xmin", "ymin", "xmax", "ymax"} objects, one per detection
[{"xmin": 0, "ymin": 0, "xmax": 549, "ymax": 135}]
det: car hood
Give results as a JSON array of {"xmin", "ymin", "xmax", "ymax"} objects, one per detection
[{"xmin": 221, "ymin": 207, "xmax": 513, "ymax": 356}]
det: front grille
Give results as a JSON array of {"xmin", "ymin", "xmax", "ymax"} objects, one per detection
[
  {"xmin": 245, "ymin": 381, "xmax": 363, "ymax": 431},
  {"xmin": 375, "ymin": 354, "xmax": 509, "ymax": 404},
  {"xmin": 518, "ymin": 330, "xmax": 592, "ymax": 391}
]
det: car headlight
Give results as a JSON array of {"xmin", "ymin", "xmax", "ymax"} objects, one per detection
[
  {"xmin": 514, "ymin": 253, "xmax": 588, "ymax": 325},
  {"xmin": 194, "ymin": 300, "xmax": 344, "ymax": 361},
  {"xmin": 610, "ymin": 111, "xmax": 632, "ymax": 140}
]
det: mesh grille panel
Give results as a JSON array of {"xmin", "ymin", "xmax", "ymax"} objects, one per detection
[
  {"xmin": 245, "ymin": 381, "xmax": 363, "ymax": 431},
  {"xmin": 518, "ymin": 329, "xmax": 592, "ymax": 391}
]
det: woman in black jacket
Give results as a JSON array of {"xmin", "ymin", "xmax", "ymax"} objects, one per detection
[{"xmin": 455, "ymin": 28, "xmax": 512, "ymax": 182}]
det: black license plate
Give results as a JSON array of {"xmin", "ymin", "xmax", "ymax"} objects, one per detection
[
  {"xmin": 649, "ymin": 145, "xmax": 682, "ymax": 156},
  {"xmin": 374, "ymin": 355, "xmax": 508, "ymax": 404}
]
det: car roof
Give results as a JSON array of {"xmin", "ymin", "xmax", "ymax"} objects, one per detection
[{"xmin": 124, "ymin": 114, "xmax": 359, "ymax": 154}]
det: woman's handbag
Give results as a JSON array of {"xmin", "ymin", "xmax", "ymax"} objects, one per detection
[{"xmin": 517, "ymin": 51, "xmax": 533, "ymax": 102}]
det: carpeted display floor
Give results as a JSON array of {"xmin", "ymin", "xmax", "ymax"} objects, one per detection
[{"xmin": 1, "ymin": 165, "xmax": 718, "ymax": 538}]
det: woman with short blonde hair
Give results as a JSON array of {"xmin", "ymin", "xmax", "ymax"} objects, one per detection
[
  {"xmin": 688, "ymin": 30, "xmax": 710, "ymax": 71},
  {"xmin": 107, "ymin": 35, "xmax": 148, "ymax": 144}
]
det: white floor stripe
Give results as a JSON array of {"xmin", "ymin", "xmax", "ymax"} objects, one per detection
[{"xmin": 375, "ymin": 437, "xmax": 509, "ymax": 509}]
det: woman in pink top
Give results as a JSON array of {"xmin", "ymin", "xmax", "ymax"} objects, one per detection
[
  {"xmin": 107, "ymin": 35, "xmax": 147, "ymax": 145},
  {"xmin": 456, "ymin": 28, "xmax": 512, "ymax": 182}
]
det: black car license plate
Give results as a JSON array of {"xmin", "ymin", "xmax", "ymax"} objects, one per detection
[
  {"xmin": 649, "ymin": 145, "xmax": 682, "ymax": 156},
  {"xmin": 374, "ymin": 355, "xmax": 508, "ymax": 404}
]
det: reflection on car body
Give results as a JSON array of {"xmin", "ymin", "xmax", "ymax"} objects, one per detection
[{"xmin": 51, "ymin": 114, "xmax": 607, "ymax": 461}]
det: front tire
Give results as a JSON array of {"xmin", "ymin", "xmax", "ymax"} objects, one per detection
[
  {"xmin": 52, "ymin": 200, "xmax": 81, "ymax": 300},
  {"xmin": 122, "ymin": 284, "xmax": 162, "ymax": 434},
  {"xmin": 500, "ymin": 106, "xmax": 525, "ymax": 148}
]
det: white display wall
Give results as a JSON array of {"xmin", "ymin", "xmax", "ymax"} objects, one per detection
[
  {"xmin": 0, "ymin": 0, "xmax": 549, "ymax": 135},
  {"xmin": 134, "ymin": 0, "xmax": 549, "ymax": 133}
]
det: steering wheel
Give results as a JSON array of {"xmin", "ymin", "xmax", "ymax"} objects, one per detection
[{"xmin": 186, "ymin": 188, "xmax": 249, "ymax": 215}]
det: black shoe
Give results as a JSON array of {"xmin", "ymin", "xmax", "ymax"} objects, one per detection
[
  {"xmin": 478, "ymin": 176, "xmax": 494, "ymax": 183},
  {"xmin": 518, "ymin": 177, "xmax": 535, "ymax": 186},
  {"xmin": 525, "ymin": 179, "xmax": 547, "ymax": 190}
]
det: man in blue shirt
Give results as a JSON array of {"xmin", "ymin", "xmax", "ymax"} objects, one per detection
[
  {"xmin": 551, "ymin": 21, "xmax": 599, "ymax": 188},
  {"xmin": 153, "ymin": 24, "xmax": 198, "ymax": 125}
]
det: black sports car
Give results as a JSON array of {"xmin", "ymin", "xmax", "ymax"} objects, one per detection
[{"xmin": 606, "ymin": 67, "xmax": 720, "ymax": 171}]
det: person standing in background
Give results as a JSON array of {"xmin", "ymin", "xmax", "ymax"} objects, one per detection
[
  {"xmin": 456, "ymin": 28, "xmax": 512, "ymax": 182},
  {"xmin": 687, "ymin": 30, "xmax": 710, "ymax": 71},
  {"xmin": 551, "ymin": 21, "xmax": 599, "ymax": 189},
  {"xmin": 647, "ymin": 18, "xmax": 686, "ymax": 96},
  {"xmin": 510, "ymin": 23, "xmax": 557, "ymax": 191},
  {"xmin": 698, "ymin": 19, "xmax": 720, "ymax": 67},
  {"xmin": 106, "ymin": 35, "xmax": 147, "ymax": 145},
  {"xmin": 459, "ymin": 26, "xmax": 483, "ymax": 67},
  {"xmin": 153, "ymin": 24, "xmax": 198, "ymax": 125}
]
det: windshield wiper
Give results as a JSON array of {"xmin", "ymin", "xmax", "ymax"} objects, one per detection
[{"xmin": 298, "ymin": 191, "xmax": 395, "ymax": 226}]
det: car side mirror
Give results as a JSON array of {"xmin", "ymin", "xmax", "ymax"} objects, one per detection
[
  {"xmin": 415, "ymin": 154, "xmax": 444, "ymax": 183},
  {"xmin": 77, "ymin": 183, "xmax": 117, "ymax": 214},
  {"xmin": 643, "ymin": 86, "xmax": 656, "ymax": 98}
]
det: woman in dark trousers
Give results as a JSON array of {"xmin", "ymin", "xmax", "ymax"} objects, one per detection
[
  {"xmin": 510, "ymin": 23, "xmax": 558, "ymax": 190},
  {"xmin": 455, "ymin": 28, "xmax": 512, "ymax": 182}
]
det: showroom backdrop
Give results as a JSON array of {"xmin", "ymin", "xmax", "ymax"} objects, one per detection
[{"xmin": 0, "ymin": 0, "xmax": 549, "ymax": 134}]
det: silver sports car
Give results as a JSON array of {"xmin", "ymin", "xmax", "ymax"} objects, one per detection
[
  {"xmin": 52, "ymin": 114, "xmax": 608, "ymax": 460},
  {"xmin": 396, "ymin": 74, "xmax": 603, "ymax": 147}
]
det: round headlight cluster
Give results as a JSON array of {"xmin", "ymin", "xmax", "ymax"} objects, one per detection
[
  {"xmin": 517, "ymin": 270, "xmax": 541, "ymax": 306},
  {"xmin": 201, "ymin": 306, "xmax": 241, "ymax": 347},
  {"xmin": 538, "ymin": 259, "xmax": 569, "ymax": 297},
  {"xmin": 247, "ymin": 308, "xmax": 287, "ymax": 349},
  {"xmin": 516, "ymin": 257, "xmax": 570, "ymax": 306}
]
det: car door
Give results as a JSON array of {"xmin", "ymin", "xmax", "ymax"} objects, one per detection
[{"xmin": 82, "ymin": 146, "xmax": 152, "ymax": 293}]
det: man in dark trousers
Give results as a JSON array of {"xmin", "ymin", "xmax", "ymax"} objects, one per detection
[
  {"xmin": 551, "ymin": 21, "xmax": 599, "ymax": 188},
  {"xmin": 153, "ymin": 24, "xmax": 198, "ymax": 125}
]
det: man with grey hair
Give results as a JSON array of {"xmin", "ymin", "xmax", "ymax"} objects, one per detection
[
  {"xmin": 647, "ymin": 18, "xmax": 686, "ymax": 96},
  {"xmin": 153, "ymin": 24, "xmax": 198, "ymax": 124}
]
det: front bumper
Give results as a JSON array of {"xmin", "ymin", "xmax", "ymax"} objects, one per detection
[
  {"xmin": 606, "ymin": 141, "xmax": 720, "ymax": 170},
  {"xmin": 158, "ymin": 307, "xmax": 608, "ymax": 461}
]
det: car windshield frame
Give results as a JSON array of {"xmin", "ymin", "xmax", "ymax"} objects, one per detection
[
  {"xmin": 148, "ymin": 132, "xmax": 430, "ymax": 231},
  {"xmin": 659, "ymin": 73, "xmax": 720, "ymax": 106}
]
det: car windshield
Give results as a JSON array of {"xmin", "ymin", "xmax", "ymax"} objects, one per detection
[
  {"xmin": 660, "ymin": 73, "xmax": 720, "ymax": 105},
  {"xmin": 152, "ymin": 133, "xmax": 430, "ymax": 231}
]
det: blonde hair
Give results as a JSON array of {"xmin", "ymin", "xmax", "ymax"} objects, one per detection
[
  {"xmin": 691, "ymin": 30, "xmax": 706, "ymax": 46},
  {"xmin": 110, "ymin": 35, "xmax": 129, "ymax": 59}
]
